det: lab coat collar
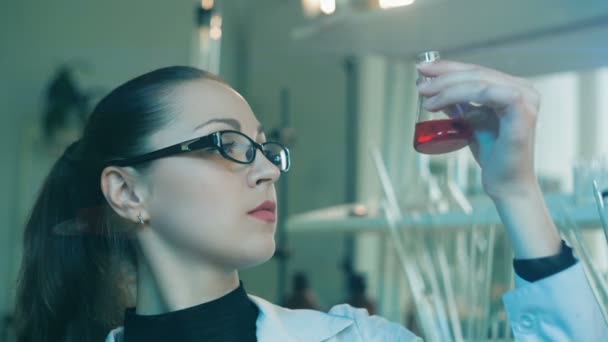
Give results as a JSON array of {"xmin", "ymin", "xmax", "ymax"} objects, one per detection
[
  {"xmin": 105, "ymin": 295, "xmax": 355, "ymax": 342},
  {"xmin": 248, "ymin": 295, "xmax": 354, "ymax": 341}
]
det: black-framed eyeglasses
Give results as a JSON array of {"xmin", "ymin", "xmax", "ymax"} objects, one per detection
[{"xmin": 107, "ymin": 130, "xmax": 290, "ymax": 172}]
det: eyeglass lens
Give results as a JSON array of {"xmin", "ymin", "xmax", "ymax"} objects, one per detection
[{"xmin": 219, "ymin": 132, "xmax": 288, "ymax": 170}]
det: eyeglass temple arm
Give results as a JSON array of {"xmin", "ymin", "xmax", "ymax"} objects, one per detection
[{"xmin": 106, "ymin": 136, "xmax": 215, "ymax": 166}]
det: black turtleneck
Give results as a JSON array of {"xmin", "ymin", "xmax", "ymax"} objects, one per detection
[{"xmin": 123, "ymin": 283, "xmax": 259, "ymax": 342}]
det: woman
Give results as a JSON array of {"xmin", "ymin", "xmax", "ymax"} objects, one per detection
[{"xmin": 13, "ymin": 61, "xmax": 607, "ymax": 342}]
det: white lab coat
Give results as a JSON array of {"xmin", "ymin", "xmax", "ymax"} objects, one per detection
[{"xmin": 105, "ymin": 263, "xmax": 607, "ymax": 341}]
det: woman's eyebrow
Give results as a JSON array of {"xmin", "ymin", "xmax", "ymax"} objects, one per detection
[
  {"xmin": 194, "ymin": 118, "xmax": 263, "ymax": 135},
  {"xmin": 193, "ymin": 118, "xmax": 241, "ymax": 132}
]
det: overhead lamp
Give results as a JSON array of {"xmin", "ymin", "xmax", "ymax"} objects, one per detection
[
  {"xmin": 301, "ymin": 0, "xmax": 338, "ymax": 17},
  {"xmin": 320, "ymin": 0, "xmax": 337, "ymax": 14},
  {"xmin": 378, "ymin": 0, "xmax": 415, "ymax": 9},
  {"xmin": 194, "ymin": 1, "xmax": 222, "ymax": 73},
  {"xmin": 201, "ymin": 0, "xmax": 214, "ymax": 10}
]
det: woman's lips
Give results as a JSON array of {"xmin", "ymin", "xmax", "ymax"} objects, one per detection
[
  {"xmin": 248, "ymin": 200, "xmax": 276, "ymax": 223},
  {"xmin": 248, "ymin": 210, "xmax": 276, "ymax": 223}
]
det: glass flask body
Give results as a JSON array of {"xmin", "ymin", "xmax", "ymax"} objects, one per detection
[{"xmin": 414, "ymin": 51, "xmax": 473, "ymax": 155}]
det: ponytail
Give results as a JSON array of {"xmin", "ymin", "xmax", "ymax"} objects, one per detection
[{"xmin": 14, "ymin": 143, "xmax": 136, "ymax": 342}]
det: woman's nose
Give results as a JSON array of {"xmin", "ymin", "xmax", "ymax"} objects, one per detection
[{"xmin": 247, "ymin": 149, "xmax": 281, "ymax": 187}]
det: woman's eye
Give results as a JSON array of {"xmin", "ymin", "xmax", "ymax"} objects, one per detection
[
  {"xmin": 245, "ymin": 148, "xmax": 255, "ymax": 160},
  {"xmin": 222, "ymin": 142, "xmax": 236, "ymax": 152}
]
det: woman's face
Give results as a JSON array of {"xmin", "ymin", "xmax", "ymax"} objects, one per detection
[{"xmin": 140, "ymin": 79, "xmax": 281, "ymax": 270}]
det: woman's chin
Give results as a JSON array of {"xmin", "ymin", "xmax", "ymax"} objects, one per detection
[{"xmin": 237, "ymin": 237, "xmax": 276, "ymax": 269}]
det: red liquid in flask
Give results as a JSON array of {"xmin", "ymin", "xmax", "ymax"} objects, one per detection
[{"xmin": 414, "ymin": 118, "xmax": 473, "ymax": 155}]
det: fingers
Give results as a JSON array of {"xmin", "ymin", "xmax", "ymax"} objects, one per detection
[
  {"xmin": 415, "ymin": 59, "xmax": 542, "ymax": 149},
  {"xmin": 416, "ymin": 60, "xmax": 477, "ymax": 76},
  {"xmin": 417, "ymin": 60, "xmax": 537, "ymax": 94},
  {"xmin": 422, "ymin": 80, "xmax": 537, "ymax": 147},
  {"xmin": 416, "ymin": 62, "xmax": 541, "ymax": 116},
  {"xmin": 421, "ymin": 81, "xmax": 522, "ymax": 115},
  {"xmin": 417, "ymin": 70, "xmax": 519, "ymax": 97}
]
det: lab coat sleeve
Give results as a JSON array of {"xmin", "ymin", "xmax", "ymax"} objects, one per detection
[
  {"xmin": 328, "ymin": 304, "xmax": 423, "ymax": 341},
  {"xmin": 503, "ymin": 262, "xmax": 608, "ymax": 341}
]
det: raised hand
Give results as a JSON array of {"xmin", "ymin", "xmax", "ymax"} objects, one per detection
[{"xmin": 416, "ymin": 60, "xmax": 560, "ymax": 258}]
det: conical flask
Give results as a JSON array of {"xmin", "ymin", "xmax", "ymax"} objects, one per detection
[{"xmin": 414, "ymin": 51, "xmax": 473, "ymax": 155}]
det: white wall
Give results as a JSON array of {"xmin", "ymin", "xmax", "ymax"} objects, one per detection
[
  {"xmin": 531, "ymin": 71, "xmax": 580, "ymax": 192},
  {"xmin": 597, "ymin": 68, "xmax": 608, "ymax": 158},
  {"xmin": 531, "ymin": 67, "xmax": 608, "ymax": 193}
]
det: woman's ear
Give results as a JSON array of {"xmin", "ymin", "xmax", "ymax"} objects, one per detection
[{"xmin": 100, "ymin": 166, "xmax": 150, "ymax": 224}]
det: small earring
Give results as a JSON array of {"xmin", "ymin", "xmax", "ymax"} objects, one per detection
[{"xmin": 137, "ymin": 213, "xmax": 145, "ymax": 225}]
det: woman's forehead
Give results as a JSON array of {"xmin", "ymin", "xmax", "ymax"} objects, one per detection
[
  {"xmin": 175, "ymin": 80, "xmax": 255, "ymax": 124},
  {"xmin": 150, "ymin": 80, "xmax": 261, "ymax": 147}
]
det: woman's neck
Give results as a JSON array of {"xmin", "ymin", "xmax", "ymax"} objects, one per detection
[{"xmin": 134, "ymin": 240, "xmax": 240, "ymax": 315}]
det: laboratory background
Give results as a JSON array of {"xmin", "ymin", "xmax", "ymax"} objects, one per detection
[{"xmin": 1, "ymin": 0, "xmax": 608, "ymax": 341}]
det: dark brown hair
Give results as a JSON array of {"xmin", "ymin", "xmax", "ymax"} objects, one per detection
[{"xmin": 14, "ymin": 66, "xmax": 224, "ymax": 342}]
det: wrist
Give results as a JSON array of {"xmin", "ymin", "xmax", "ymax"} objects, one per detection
[
  {"xmin": 486, "ymin": 179, "xmax": 542, "ymax": 204},
  {"xmin": 490, "ymin": 183, "xmax": 562, "ymax": 259}
]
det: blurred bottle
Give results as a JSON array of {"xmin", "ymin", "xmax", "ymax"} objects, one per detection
[
  {"xmin": 398, "ymin": 153, "xmax": 447, "ymax": 214},
  {"xmin": 344, "ymin": 273, "xmax": 377, "ymax": 315},
  {"xmin": 283, "ymin": 272, "xmax": 323, "ymax": 310}
]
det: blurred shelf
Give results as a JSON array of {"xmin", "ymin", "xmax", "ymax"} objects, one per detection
[
  {"xmin": 286, "ymin": 193, "xmax": 602, "ymax": 233},
  {"xmin": 291, "ymin": 0, "xmax": 608, "ymax": 75}
]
